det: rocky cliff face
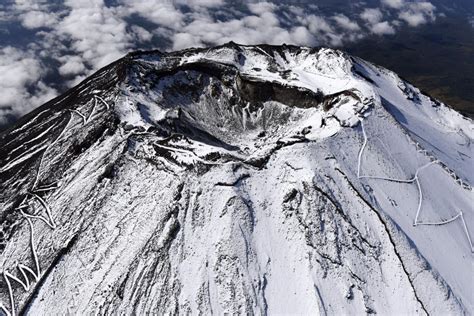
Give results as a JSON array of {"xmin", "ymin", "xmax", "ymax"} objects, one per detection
[{"xmin": 0, "ymin": 43, "xmax": 472, "ymax": 315}]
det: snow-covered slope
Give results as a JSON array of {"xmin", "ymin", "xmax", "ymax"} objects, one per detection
[{"xmin": 0, "ymin": 43, "xmax": 472, "ymax": 315}]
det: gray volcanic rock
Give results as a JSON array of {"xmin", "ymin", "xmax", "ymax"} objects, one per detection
[{"xmin": 0, "ymin": 43, "xmax": 472, "ymax": 315}]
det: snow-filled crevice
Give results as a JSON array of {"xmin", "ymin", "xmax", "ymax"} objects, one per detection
[
  {"xmin": 335, "ymin": 167, "xmax": 428, "ymax": 314},
  {"xmin": 20, "ymin": 233, "xmax": 79, "ymax": 315}
]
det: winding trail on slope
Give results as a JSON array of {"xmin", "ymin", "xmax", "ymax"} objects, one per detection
[
  {"xmin": 0, "ymin": 95, "xmax": 112, "ymax": 316},
  {"xmin": 357, "ymin": 119, "xmax": 473, "ymax": 253}
]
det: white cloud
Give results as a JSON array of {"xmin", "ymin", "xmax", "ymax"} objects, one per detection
[
  {"xmin": 117, "ymin": 0, "xmax": 185, "ymax": 30},
  {"xmin": 20, "ymin": 10, "xmax": 58, "ymax": 29},
  {"xmin": 248, "ymin": 2, "xmax": 276, "ymax": 15},
  {"xmin": 302, "ymin": 15, "xmax": 344, "ymax": 46},
  {"xmin": 56, "ymin": 0, "xmax": 132, "ymax": 70},
  {"xmin": 288, "ymin": 6, "xmax": 304, "ymax": 17},
  {"xmin": 332, "ymin": 14, "xmax": 361, "ymax": 31},
  {"xmin": 304, "ymin": 15, "xmax": 334, "ymax": 34},
  {"xmin": 398, "ymin": 2, "xmax": 436, "ymax": 27},
  {"xmin": 27, "ymin": 81, "xmax": 59, "ymax": 108},
  {"xmin": 381, "ymin": 0, "xmax": 404, "ymax": 9},
  {"xmin": 173, "ymin": 32, "xmax": 202, "ymax": 50},
  {"xmin": 58, "ymin": 56, "xmax": 87, "ymax": 76},
  {"xmin": 131, "ymin": 25, "xmax": 153, "ymax": 42},
  {"xmin": 371, "ymin": 21, "xmax": 396, "ymax": 35},
  {"xmin": 0, "ymin": 8, "xmax": 12, "ymax": 22},
  {"xmin": 12, "ymin": 0, "xmax": 46, "ymax": 11},
  {"xmin": 170, "ymin": 2, "xmax": 340, "ymax": 51},
  {"xmin": 175, "ymin": 0, "xmax": 225, "ymax": 9},
  {"xmin": 398, "ymin": 11, "xmax": 426, "ymax": 26},
  {"xmin": 0, "ymin": 47, "xmax": 42, "ymax": 107},
  {"xmin": 171, "ymin": 7, "xmax": 307, "ymax": 50},
  {"xmin": 360, "ymin": 8, "xmax": 383, "ymax": 24},
  {"xmin": 363, "ymin": 1, "xmax": 436, "ymax": 31},
  {"xmin": 0, "ymin": 47, "xmax": 57, "ymax": 127},
  {"xmin": 291, "ymin": 26, "xmax": 316, "ymax": 45},
  {"xmin": 412, "ymin": 2, "xmax": 436, "ymax": 14},
  {"xmin": 360, "ymin": 8, "xmax": 395, "ymax": 35}
]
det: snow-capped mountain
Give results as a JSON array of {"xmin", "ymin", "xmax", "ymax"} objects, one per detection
[{"xmin": 0, "ymin": 43, "xmax": 472, "ymax": 315}]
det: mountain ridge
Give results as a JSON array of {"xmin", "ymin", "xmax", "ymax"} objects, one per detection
[{"xmin": 0, "ymin": 43, "xmax": 472, "ymax": 315}]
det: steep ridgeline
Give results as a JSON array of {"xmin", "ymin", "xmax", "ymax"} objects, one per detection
[{"xmin": 0, "ymin": 43, "xmax": 472, "ymax": 315}]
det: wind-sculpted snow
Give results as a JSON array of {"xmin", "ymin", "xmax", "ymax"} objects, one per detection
[{"xmin": 0, "ymin": 43, "xmax": 472, "ymax": 315}]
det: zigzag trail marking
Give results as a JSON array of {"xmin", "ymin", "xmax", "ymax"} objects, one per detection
[
  {"xmin": 357, "ymin": 119, "xmax": 473, "ymax": 253},
  {"xmin": 0, "ymin": 95, "xmax": 112, "ymax": 316},
  {"xmin": 70, "ymin": 110, "xmax": 86, "ymax": 125},
  {"xmin": 95, "ymin": 95, "xmax": 110, "ymax": 110}
]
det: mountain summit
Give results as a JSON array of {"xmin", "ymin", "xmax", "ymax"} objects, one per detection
[{"xmin": 0, "ymin": 43, "xmax": 472, "ymax": 315}]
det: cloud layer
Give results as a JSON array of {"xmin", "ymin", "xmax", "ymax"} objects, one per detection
[
  {"xmin": 0, "ymin": 46, "xmax": 57, "ymax": 127},
  {"xmin": 0, "ymin": 0, "xmax": 443, "ymax": 128}
]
